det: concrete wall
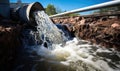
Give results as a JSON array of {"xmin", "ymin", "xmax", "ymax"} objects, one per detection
[
  {"xmin": 10, "ymin": 3, "xmax": 28, "ymax": 9},
  {"xmin": 0, "ymin": 0, "xmax": 10, "ymax": 18}
]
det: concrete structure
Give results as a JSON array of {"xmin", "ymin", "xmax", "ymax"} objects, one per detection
[
  {"xmin": 0, "ymin": 0, "xmax": 10, "ymax": 18},
  {"xmin": 18, "ymin": 2, "xmax": 44, "ymax": 24},
  {"xmin": 10, "ymin": 0, "xmax": 28, "ymax": 9},
  {"xmin": 0, "ymin": 0, "xmax": 28, "ymax": 18}
]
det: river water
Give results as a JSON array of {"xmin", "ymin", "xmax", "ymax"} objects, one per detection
[{"xmin": 14, "ymin": 11, "xmax": 120, "ymax": 71}]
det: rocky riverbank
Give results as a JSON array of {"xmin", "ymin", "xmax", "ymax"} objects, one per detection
[{"xmin": 52, "ymin": 16, "xmax": 120, "ymax": 50}]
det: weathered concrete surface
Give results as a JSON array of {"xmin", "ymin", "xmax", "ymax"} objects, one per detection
[
  {"xmin": 0, "ymin": 16, "xmax": 22, "ymax": 70},
  {"xmin": 52, "ymin": 16, "xmax": 120, "ymax": 50}
]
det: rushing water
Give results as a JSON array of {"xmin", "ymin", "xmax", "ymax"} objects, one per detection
[
  {"xmin": 14, "ymin": 11, "xmax": 120, "ymax": 71},
  {"xmin": 34, "ymin": 11, "xmax": 66, "ymax": 46},
  {"xmin": 26, "ymin": 38, "xmax": 119, "ymax": 71}
]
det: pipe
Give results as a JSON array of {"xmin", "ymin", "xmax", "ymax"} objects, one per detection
[
  {"xmin": 50, "ymin": 0, "xmax": 120, "ymax": 18},
  {"xmin": 11, "ymin": 2, "xmax": 44, "ymax": 26},
  {"xmin": 0, "ymin": 0, "xmax": 10, "ymax": 18},
  {"xmin": 18, "ymin": 2, "xmax": 44, "ymax": 25}
]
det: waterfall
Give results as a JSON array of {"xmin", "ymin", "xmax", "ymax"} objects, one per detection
[{"xmin": 34, "ymin": 11, "xmax": 66, "ymax": 48}]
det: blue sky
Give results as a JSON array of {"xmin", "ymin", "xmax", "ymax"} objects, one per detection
[{"xmin": 10, "ymin": 0, "xmax": 111, "ymax": 15}]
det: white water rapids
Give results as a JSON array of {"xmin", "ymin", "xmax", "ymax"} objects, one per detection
[
  {"xmin": 19, "ymin": 11, "xmax": 120, "ymax": 71},
  {"xmin": 29, "ymin": 38, "xmax": 120, "ymax": 71}
]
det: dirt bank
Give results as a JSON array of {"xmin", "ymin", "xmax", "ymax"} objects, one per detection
[
  {"xmin": 0, "ymin": 16, "xmax": 22, "ymax": 70},
  {"xmin": 52, "ymin": 16, "xmax": 120, "ymax": 50}
]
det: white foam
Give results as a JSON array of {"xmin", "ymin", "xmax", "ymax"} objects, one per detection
[{"xmin": 30, "ymin": 38, "xmax": 120, "ymax": 71}]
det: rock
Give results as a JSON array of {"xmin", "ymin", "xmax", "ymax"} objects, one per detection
[
  {"xmin": 111, "ymin": 23, "xmax": 120, "ymax": 28},
  {"xmin": 63, "ymin": 19, "xmax": 69, "ymax": 24},
  {"xmin": 52, "ymin": 16, "xmax": 120, "ymax": 50},
  {"xmin": 79, "ymin": 17, "xmax": 86, "ymax": 25}
]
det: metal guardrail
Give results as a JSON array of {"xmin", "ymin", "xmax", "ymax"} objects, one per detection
[{"xmin": 49, "ymin": 0, "xmax": 120, "ymax": 18}]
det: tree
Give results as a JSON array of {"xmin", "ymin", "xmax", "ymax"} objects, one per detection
[
  {"xmin": 56, "ymin": 7, "xmax": 63, "ymax": 13},
  {"xmin": 45, "ymin": 4, "xmax": 57, "ymax": 16},
  {"xmin": 45, "ymin": 4, "xmax": 80, "ymax": 16}
]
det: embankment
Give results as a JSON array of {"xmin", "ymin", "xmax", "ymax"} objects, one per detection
[
  {"xmin": 0, "ymin": 16, "xmax": 22, "ymax": 70},
  {"xmin": 52, "ymin": 16, "xmax": 120, "ymax": 50}
]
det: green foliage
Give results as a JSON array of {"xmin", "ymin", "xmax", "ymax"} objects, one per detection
[
  {"xmin": 62, "ymin": 13, "xmax": 80, "ymax": 17},
  {"xmin": 45, "ymin": 4, "xmax": 57, "ymax": 16},
  {"xmin": 45, "ymin": 4, "xmax": 80, "ymax": 16},
  {"xmin": 68, "ymin": 13, "xmax": 80, "ymax": 16}
]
